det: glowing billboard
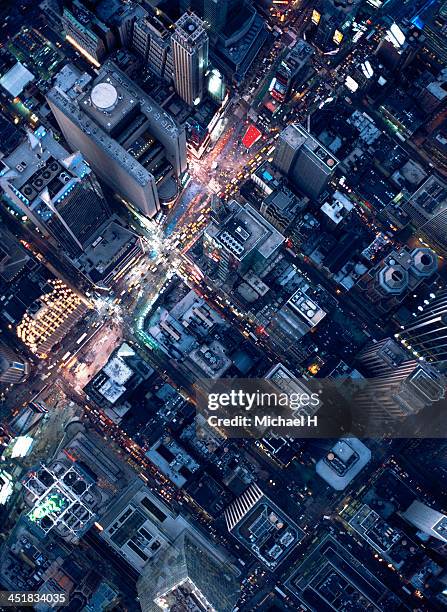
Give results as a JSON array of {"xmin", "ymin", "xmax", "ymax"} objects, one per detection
[
  {"xmin": 242, "ymin": 125, "xmax": 262, "ymax": 149},
  {"xmin": 333, "ymin": 30, "xmax": 344, "ymax": 45},
  {"xmin": 312, "ymin": 9, "xmax": 321, "ymax": 25}
]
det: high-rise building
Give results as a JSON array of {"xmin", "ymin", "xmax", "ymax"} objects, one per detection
[
  {"xmin": 419, "ymin": 0, "xmax": 447, "ymax": 70},
  {"xmin": 396, "ymin": 290, "xmax": 447, "ymax": 362},
  {"xmin": 138, "ymin": 530, "xmax": 239, "ymax": 612},
  {"xmin": 0, "ymin": 344, "xmax": 29, "ymax": 384},
  {"xmin": 402, "ymin": 175, "xmax": 447, "ymax": 257},
  {"xmin": 274, "ymin": 124, "xmax": 339, "ymax": 199},
  {"xmin": 270, "ymin": 39, "xmax": 314, "ymax": 103},
  {"xmin": 307, "ymin": 0, "xmax": 361, "ymax": 55},
  {"xmin": 353, "ymin": 360, "xmax": 445, "ymax": 421},
  {"xmin": 132, "ymin": 7, "xmax": 174, "ymax": 80},
  {"xmin": 203, "ymin": 0, "xmax": 238, "ymax": 33},
  {"xmin": 47, "ymin": 62, "xmax": 187, "ymax": 217},
  {"xmin": 0, "ymin": 127, "xmax": 110, "ymax": 257},
  {"xmin": 402, "ymin": 501, "xmax": 447, "ymax": 543},
  {"xmin": 355, "ymin": 338, "xmax": 412, "ymax": 377},
  {"xmin": 61, "ymin": 0, "xmax": 142, "ymax": 66},
  {"xmin": 62, "ymin": 0, "xmax": 115, "ymax": 66},
  {"xmin": 224, "ymin": 483, "xmax": 305, "ymax": 569},
  {"xmin": 172, "ymin": 13, "xmax": 209, "ymax": 106}
]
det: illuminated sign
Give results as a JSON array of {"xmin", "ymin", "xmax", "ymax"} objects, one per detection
[
  {"xmin": 387, "ymin": 23, "xmax": 406, "ymax": 48},
  {"xmin": 10, "ymin": 435, "xmax": 33, "ymax": 458},
  {"xmin": 242, "ymin": 124, "xmax": 262, "ymax": 149},
  {"xmin": 345, "ymin": 76, "xmax": 359, "ymax": 92},
  {"xmin": 333, "ymin": 30, "xmax": 344, "ymax": 45},
  {"xmin": 0, "ymin": 470, "xmax": 13, "ymax": 505},
  {"xmin": 311, "ymin": 10, "xmax": 321, "ymax": 25},
  {"xmin": 29, "ymin": 493, "xmax": 67, "ymax": 523}
]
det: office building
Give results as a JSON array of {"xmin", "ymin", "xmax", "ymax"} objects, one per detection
[
  {"xmin": 402, "ymin": 175, "xmax": 447, "ymax": 257},
  {"xmin": 402, "ymin": 501, "xmax": 447, "ymax": 543},
  {"xmin": 274, "ymin": 124, "xmax": 339, "ymax": 199},
  {"xmin": 307, "ymin": 0, "xmax": 361, "ymax": 55},
  {"xmin": 204, "ymin": 199, "xmax": 284, "ymax": 283},
  {"xmin": 0, "ymin": 127, "xmax": 110, "ymax": 258},
  {"xmin": 355, "ymin": 338, "xmax": 412, "ymax": 377},
  {"xmin": 105, "ymin": 481, "xmax": 241, "ymax": 611},
  {"xmin": 347, "ymin": 505, "xmax": 407, "ymax": 570},
  {"xmin": 285, "ymin": 533, "xmax": 405, "ymax": 611},
  {"xmin": 138, "ymin": 530, "xmax": 239, "ymax": 612},
  {"xmin": 224, "ymin": 483, "xmax": 305, "ymax": 570},
  {"xmin": 132, "ymin": 8, "xmax": 174, "ymax": 80},
  {"xmin": 396, "ymin": 290, "xmax": 447, "ymax": 363},
  {"xmin": 62, "ymin": 0, "xmax": 115, "ymax": 66},
  {"xmin": 76, "ymin": 218, "xmax": 144, "ymax": 289},
  {"xmin": 62, "ymin": 0, "xmax": 142, "ymax": 66},
  {"xmin": 0, "ymin": 344, "xmax": 29, "ymax": 384},
  {"xmin": 47, "ymin": 62, "xmax": 187, "ymax": 217},
  {"xmin": 260, "ymin": 186, "xmax": 307, "ymax": 233},
  {"xmin": 354, "ymin": 360, "xmax": 445, "ymax": 422},
  {"xmin": 419, "ymin": 1, "xmax": 447, "ymax": 69},
  {"xmin": 172, "ymin": 13, "xmax": 209, "ymax": 106},
  {"xmin": 270, "ymin": 39, "xmax": 314, "ymax": 103},
  {"xmin": 203, "ymin": 0, "xmax": 238, "ymax": 33},
  {"xmin": 211, "ymin": 6, "xmax": 267, "ymax": 85},
  {"xmin": 16, "ymin": 279, "xmax": 89, "ymax": 358}
]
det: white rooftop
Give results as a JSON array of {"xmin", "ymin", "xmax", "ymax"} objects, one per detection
[{"xmin": 0, "ymin": 62, "xmax": 34, "ymax": 97}]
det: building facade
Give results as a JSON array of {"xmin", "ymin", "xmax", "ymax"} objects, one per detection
[
  {"xmin": 47, "ymin": 62, "xmax": 187, "ymax": 217},
  {"xmin": 274, "ymin": 123, "xmax": 339, "ymax": 199},
  {"xmin": 172, "ymin": 13, "xmax": 209, "ymax": 106},
  {"xmin": 0, "ymin": 127, "xmax": 110, "ymax": 258}
]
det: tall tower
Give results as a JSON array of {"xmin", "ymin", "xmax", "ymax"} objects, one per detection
[
  {"xmin": 402, "ymin": 501, "xmax": 447, "ymax": 543},
  {"xmin": 203, "ymin": 0, "xmax": 238, "ymax": 33},
  {"xmin": 396, "ymin": 290, "xmax": 447, "ymax": 363},
  {"xmin": 47, "ymin": 62, "xmax": 187, "ymax": 217},
  {"xmin": 172, "ymin": 13, "xmax": 208, "ymax": 106},
  {"xmin": 402, "ymin": 175, "xmax": 447, "ymax": 257},
  {"xmin": 0, "ymin": 343, "xmax": 29, "ymax": 384},
  {"xmin": 137, "ymin": 531, "xmax": 239, "ymax": 612},
  {"xmin": 355, "ymin": 338, "xmax": 412, "ymax": 377}
]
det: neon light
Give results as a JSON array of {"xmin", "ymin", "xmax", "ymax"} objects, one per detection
[
  {"xmin": 29, "ymin": 493, "xmax": 67, "ymax": 522},
  {"xmin": 65, "ymin": 35, "xmax": 101, "ymax": 68}
]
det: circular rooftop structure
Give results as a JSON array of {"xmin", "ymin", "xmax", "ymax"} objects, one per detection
[
  {"xmin": 411, "ymin": 248, "xmax": 437, "ymax": 277},
  {"xmin": 91, "ymin": 82, "xmax": 118, "ymax": 112},
  {"xmin": 379, "ymin": 264, "xmax": 408, "ymax": 294}
]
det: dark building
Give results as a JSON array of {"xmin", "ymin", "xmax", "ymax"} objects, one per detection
[{"xmin": 0, "ymin": 343, "xmax": 29, "ymax": 384}]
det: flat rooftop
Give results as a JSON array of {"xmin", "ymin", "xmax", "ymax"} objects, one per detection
[
  {"xmin": 79, "ymin": 221, "xmax": 139, "ymax": 274},
  {"xmin": 0, "ymin": 62, "xmax": 34, "ymax": 97},
  {"xmin": 211, "ymin": 201, "xmax": 284, "ymax": 261},
  {"xmin": 316, "ymin": 438, "xmax": 371, "ymax": 491},
  {"xmin": 2, "ymin": 128, "xmax": 84, "ymax": 192}
]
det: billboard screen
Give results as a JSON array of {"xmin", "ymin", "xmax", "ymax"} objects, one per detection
[{"xmin": 333, "ymin": 30, "xmax": 344, "ymax": 45}]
